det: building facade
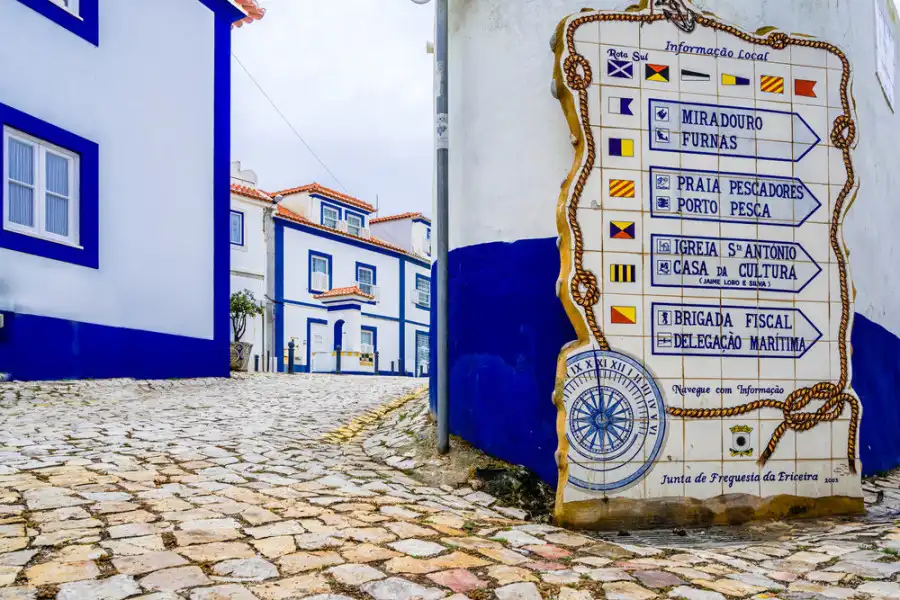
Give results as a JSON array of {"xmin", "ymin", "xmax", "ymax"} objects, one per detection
[
  {"xmin": 229, "ymin": 161, "xmax": 272, "ymax": 370},
  {"xmin": 437, "ymin": 0, "xmax": 900, "ymax": 527},
  {"xmin": 0, "ymin": 0, "xmax": 263, "ymax": 381},
  {"xmin": 273, "ymin": 185, "xmax": 432, "ymax": 376}
]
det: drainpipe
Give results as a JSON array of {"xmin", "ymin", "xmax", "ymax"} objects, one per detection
[
  {"xmin": 411, "ymin": 0, "xmax": 450, "ymax": 454},
  {"xmin": 265, "ymin": 194, "xmax": 284, "ymax": 372}
]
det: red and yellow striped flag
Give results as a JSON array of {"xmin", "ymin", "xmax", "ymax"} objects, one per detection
[
  {"xmin": 609, "ymin": 179, "xmax": 636, "ymax": 198},
  {"xmin": 760, "ymin": 75, "xmax": 785, "ymax": 94}
]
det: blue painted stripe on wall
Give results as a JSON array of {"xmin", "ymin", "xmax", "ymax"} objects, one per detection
[
  {"xmin": 0, "ymin": 311, "xmax": 223, "ymax": 380},
  {"xmin": 275, "ymin": 221, "xmax": 285, "ymax": 372},
  {"xmin": 436, "ymin": 237, "xmax": 900, "ymax": 486}
]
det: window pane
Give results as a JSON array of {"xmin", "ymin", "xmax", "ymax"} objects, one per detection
[
  {"xmin": 8, "ymin": 182, "xmax": 34, "ymax": 227},
  {"xmin": 417, "ymin": 278, "xmax": 429, "ymax": 292},
  {"xmin": 230, "ymin": 213, "xmax": 242, "ymax": 244},
  {"xmin": 323, "ymin": 207, "xmax": 338, "ymax": 227},
  {"xmin": 361, "ymin": 331, "xmax": 373, "ymax": 346},
  {"xmin": 8, "ymin": 138, "xmax": 34, "ymax": 184},
  {"xmin": 45, "ymin": 152, "xmax": 69, "ymax": 196},
  {"xmin": 358, "ymin": 268, "xmax": 373, "ymax": 284},
  {"xmin": 45, "ymin": 194, "xmax": 68, "ymax": 236},
  {"xmin": 312, "ymin": 257, "xmax": 328, "ymax": 274}
]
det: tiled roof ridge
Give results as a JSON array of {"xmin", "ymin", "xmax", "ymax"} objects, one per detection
[
  {"xmin": 231, "ymin": 183, "xmax": 273, "ymax": 202},
  {"xmin": 232, "ymin": 0, "xmax": 265, "ymax": 28},
  {"xmin": 275, "ymin": 205, "xmax": 422, "ymax": 260},
  {"xmin": 269, "ymin": 183, "xmax": 376, "ymax": 214},
  {"xmin": 313, "ymin": 286, "xmax": 375, "ymax": 300},
  {"xmin": 370, "ymin": 212, "xmax": 431, "ymax": 224}
]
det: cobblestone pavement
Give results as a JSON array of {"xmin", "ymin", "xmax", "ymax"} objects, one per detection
[{"xmin": 1, "ymin": 376, "xmax": 900, "ymax": 599}]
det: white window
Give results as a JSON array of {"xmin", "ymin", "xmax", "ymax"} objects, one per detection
[
  {"xmin": 311, "ymin": 255, "xmax": 330, "ymax": 292},
  {"xmin": 357, "ymin": 266, "xmax": 374, "ymax": 296},
  {"xmin": 416, "ymin": 276, "xmax": 431, "ymax": 308},
  {"xmin": 3, "ymin": 127, "xmax": 79, "ymax": 246},
  {"xmin": 322, "ymin": 205, "xmax": 339, "ymax": 229},
  {"xmin": 426, "ymin": 227, "xmax": 432, "ymax": 255},
  {"xmin": 361, "ymin": 329, "xmax": 374, "ymax": 355},
  {"xmin": 50, "ymin": 0, "xmax": 79, "ymax": 16},
  {"xmin": 230, "ymin": 211, "xmax": 244, "ymax": 245},
  {"xmin": 346, "ymin": 213, "xmax": 363, "ymax": 237}
]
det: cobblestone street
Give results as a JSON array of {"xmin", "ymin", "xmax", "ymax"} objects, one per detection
[{"xmin": 1, "ymin": 375, "xmax": 900, "ymax": 599}]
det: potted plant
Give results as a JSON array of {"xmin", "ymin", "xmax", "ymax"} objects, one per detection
[{"xmin": 230, "ymin": 289, "xmax": 264, "ymax": 372}]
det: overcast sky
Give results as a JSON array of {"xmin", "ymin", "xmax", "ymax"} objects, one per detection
[{"xmin": 231, "ymin": 0, "xmax": 434, "ymax": 217}]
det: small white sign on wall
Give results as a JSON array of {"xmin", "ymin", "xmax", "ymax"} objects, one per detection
[{"xmin": 877, "ymin": 1, "xmax": 896, "ymax": 110}]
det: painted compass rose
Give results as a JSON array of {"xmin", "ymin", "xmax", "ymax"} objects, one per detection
[{"xmin": 563, "ymin": 349, "xmax": 666, "ymax": 491}]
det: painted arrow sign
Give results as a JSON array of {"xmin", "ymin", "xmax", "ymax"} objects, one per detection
[
  {"xmin": 650, "ymin": 234, "xmax": 822, "ymax": 293},
  {"xmin": 647, "ymin": 99, "xmax": 821, "ymax": 162},
  {"xmin": 648, "ymin": 166, "xmax": 822, "ymax": 227},
  {"xmin": 650, "ymin": 302, "xmax": 822, "ymax": 359}
]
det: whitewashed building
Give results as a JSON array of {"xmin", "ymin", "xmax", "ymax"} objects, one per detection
[
  {"xmin": 0, "ymin": 0, "xmax": 263, "ymax": 380},
  {"xmin": 271, "ymin": 184, "xmax": 432, "ymax": 376},
  {"xmin": 229, "ymin": 161, "xmax": 273, "ymax": 370}
]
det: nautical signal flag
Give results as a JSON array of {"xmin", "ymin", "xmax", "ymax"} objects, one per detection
[
  {"xmin": 608, "ymin": 138, "xmax": 635, "ymax": 157},
  {"xmin": 795, "ymin": 79, "xmax": 817, "ymax": 97},
  {"xmin": 611, "ymin": 306, "xmax": 637, "ymax": 325},
  {"xmin": 609, "ymin": 179, "xmax": 635, "ymax": 198},
  {"xmin": 610, "ymin": 221, "xmax": 635, "ymax": 240},
  {"xmin": 760, "ymin": 75, "xmax": 785, "ymax": 94},
  {"xmin": 645, "ymin": 63, "xmax": 670, "ymax": 83},
  {"xmin": 608, "ymin": 59, "xmax": 633, "ymax": 79},
  {"xmin": 610, "ymin": 264, "xmax": 636, "ymax": 283},
  {"xmin": 608, "ymin": 97, "xmax": 634, "ymax": 116},
  {"xmin": 722, "ymin": 73, "xmax": 750, "ymax": 86},
  {"xmin": 681, "ymin": 68, "xmax": 710, "ymax": 82}
]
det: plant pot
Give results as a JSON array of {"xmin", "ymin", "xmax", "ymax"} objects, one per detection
[{"xmin": 230, "ymin": 341, "xmax": 253, "ymax": 372}]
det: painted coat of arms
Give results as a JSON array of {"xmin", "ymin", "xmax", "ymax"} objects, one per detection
[{"xmin": 551, "ymin": 0, "xmax": 863, "ymax": 527}]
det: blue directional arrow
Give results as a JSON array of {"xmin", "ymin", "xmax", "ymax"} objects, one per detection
[
  {"xmin": 650, "ymin": 234, "xmax": 822, "ymax": 294},
  {"xmin": 650, "ymin": 302, "xmax": 822, "ymax": 359},
  {"xmin": 647, "ymin": 99, "xmax": 821, "ymax": 163},
  {"xmin": 648, "ymin": 166, "xmax": 821, "ymax": 227}
]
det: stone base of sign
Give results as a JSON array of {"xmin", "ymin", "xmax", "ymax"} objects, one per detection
[{"xmin": 556, "ymin": 494, "xmax": 865, "ymax": 531}]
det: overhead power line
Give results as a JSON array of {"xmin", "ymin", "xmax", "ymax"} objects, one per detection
[{"xmin": 232, "ymin": 52, "xmax": 350, "ymax": 194}]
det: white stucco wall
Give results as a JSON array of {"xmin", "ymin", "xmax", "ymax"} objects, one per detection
[
  {"xmin": 449, "ymin": 0, "xmax": 900, "ymax": 337},
  {"xmin": 230, "ymin": 194, "xmax": 268, "ymax": 357},
  {"xmin": 0, "ymin": 0, "xmax": 216, "ymax": 339}
]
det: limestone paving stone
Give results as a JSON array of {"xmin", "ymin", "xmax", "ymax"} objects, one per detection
[
  {"xmin": 211, "ymin": 557, "xmax": 279, "ymax": 581},
  {"xmin": 25, "ymin": 560, "xmax": 100, "ymax": 586},
  {"xmin": 57, "ymin": 575, "xmax": 142, "ymax": 600},
  {"xmin": 139, "ymin": 566, "xmax": 212, "ymax": 592},
  {"xmin": 494, "ymin": 582, "xmax": 543, "ymax": 600},
  {"xmin": 360, "ymin": 576, "xmax": 446, "ymax": 600},
  {"xmin": 326, "ymin": 562, "xmax": 386, "ymax": 586},
  {"xmin": 189, "ymin": 585, "xmax": 260, "ymax": 600},
  {"xmin": 177, "ymin": 541, "xmax": 256, "ymax": 562},
  {"xmin": 113, "ymin": 551, "xmax": 190, "ymax": 575},
  {"xmin": 389, "ymin": 538, "xmax": 448, "ymax": 557},
  {"xmin": 278, "ymin": 550, "xmax": 344, "ymax": 574},
  {"xmin": 251, "ymin": 574, "xmax": 331, "ymax": 599}
]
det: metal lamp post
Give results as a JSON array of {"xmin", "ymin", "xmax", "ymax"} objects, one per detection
[{"xmin": 410, "ymin": 0, "xmax": 449, "ymax": 454}]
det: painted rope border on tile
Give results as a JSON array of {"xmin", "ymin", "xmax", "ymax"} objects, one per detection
[{"xmin": 552, "ymin": 7, "xmax": 861, "ymax": 478}]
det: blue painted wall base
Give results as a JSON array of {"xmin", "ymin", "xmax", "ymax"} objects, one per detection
[
  {"xmin": 436, "ymin": 237, "xmax": 900, "ymax": 487},
  {"xmin": 0, "ymin": 311, "xmax": 229, "ymax": 381}
]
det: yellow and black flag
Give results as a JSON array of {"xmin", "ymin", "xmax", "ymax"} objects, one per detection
[{"xmin": 610, "ymin": 264, "xmax": 636, "ymax": 283}]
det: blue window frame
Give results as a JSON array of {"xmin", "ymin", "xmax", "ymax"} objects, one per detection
[
  {"xmin": 320, "ymin": 202, "xmax": 341, "ymax": 229},
  {"xmin": 415, "ymin": 330, "xmax": 430, "ymax": 377},
  {"xmin": 0, "ymin": 101, "xmax": 99, "ymax": 269},
  {"xmin": 355, "ymin": 261, "xmax": 377, "ymax": 297},
  {"xmin": 361, "ymin": 325, "xmax": 377, "ymax": 357},
  {"xmin": 229, "ymin": 210, "xmax": 244, "ymax": 246},
  {"xmin": 15, "ymin": 0, "xmax": 99, "ymax": 46},
  {"xmin": 308, "ymin": 250, "xmax": 333, "ymax": 293},
  {"xmin": 414, "ymin": 274, "xmax": 431, "ymax": 309},
  {"xmin": 344, "ymin": 208, "xmax": 367, "ymax": 236}
]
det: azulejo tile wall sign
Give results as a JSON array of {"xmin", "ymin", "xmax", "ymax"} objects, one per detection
[{"xmin": 551, "ymin": 0, "xmax": 863, "ymax": 528}]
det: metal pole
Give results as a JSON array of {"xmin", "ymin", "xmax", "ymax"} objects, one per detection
[{"xmin": 435, "ymin": 0, "xmax": 450, "ymax": 454}]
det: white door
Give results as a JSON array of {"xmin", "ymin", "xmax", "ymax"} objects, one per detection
[{"xmin": 309, "ymin": 323, "xmax": 328, "ymax": 372}]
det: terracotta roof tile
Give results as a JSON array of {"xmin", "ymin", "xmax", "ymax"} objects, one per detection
[
  {"xmin": 270, "ymin": 183, "xmax": 375, "ymax": 213},
  {"xmin": 275, "ymin": 205, "xmax": 421, "ymax": 259},
  {"xmin": 312, "ymin": 286, "xmax": 375, "ymax": 300},
  {"xmin": 370, "ymin": 212, "xmax": 431, "ymax": 224},
  {"xmin": 231, "ymin": 183, "xmax": 273, "ymax": 202},
  {"xmin": 232, "ymin": 0, "xmax": 265, "ymax": 27}
]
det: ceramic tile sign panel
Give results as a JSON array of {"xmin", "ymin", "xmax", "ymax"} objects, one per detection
[{"xmin": 551, "ymin": 2, "xmax": 863, "ymax": 529}]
